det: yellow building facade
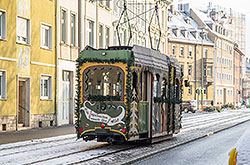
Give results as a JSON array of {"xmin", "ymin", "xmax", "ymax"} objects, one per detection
[
  {"xmin": 167, "ymin": 7, "xmax": 215, "ymax": 108},
  {"xmin": 0, "ymin": 0, "xmax": 56, "ymax": 132}
]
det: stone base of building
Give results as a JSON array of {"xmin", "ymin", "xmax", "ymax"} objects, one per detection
[
  {"xmin": 0, "ymin": 116, "xmax": 17, "ymax": 132},
  {"xmin": 30, "ymin": 114, "xmax": 55, "ymax": 128},
  {"xmin": 0, "ymin": 114, "xmax": 56, "ymax": 132}
]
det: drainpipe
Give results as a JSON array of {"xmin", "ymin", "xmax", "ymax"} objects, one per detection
[
  {"xmin": 213, "ymin": 37, "xmax": 217, "ymax": 106},
  {"xmin": 78, "ymin": 0, "xmax": 81, "ymax": 51},
  {"xmin": 194, "ymin": 44, "xmax": 197, "ymax": 100},
  {"xmin": 55, "ymin": 0, "xmax": 58, "ymax": 126}
]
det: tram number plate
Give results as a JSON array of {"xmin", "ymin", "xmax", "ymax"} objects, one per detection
[{"xmin": 96, "ymin": 129, "xmax": 108, "ymax": 134}]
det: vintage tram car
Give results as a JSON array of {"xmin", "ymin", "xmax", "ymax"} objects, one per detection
[{"xmin": 75, "ymin": 45, "xmax": 182, "ymax": 144}]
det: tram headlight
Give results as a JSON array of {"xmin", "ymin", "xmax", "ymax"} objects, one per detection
[{"xmin": 101, "ymin": 103, "xmax": 106, "ymax": 111}]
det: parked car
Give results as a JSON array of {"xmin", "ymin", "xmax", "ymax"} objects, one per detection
[{"xmin": 181, "ymin": 101, "xmax": 195, "ymax": 113}]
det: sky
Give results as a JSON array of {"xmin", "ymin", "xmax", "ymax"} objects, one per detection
[{"xmin": 173, "ymin": 0, "xmax": 250, "ymax": 57}]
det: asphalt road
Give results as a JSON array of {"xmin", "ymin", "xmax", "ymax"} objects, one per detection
[{"xmin": 135, "ymin": 120, "xmax": 250, "ymax": 165}]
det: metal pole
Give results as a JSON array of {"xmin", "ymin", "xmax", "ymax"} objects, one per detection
[{"xmin": 201, "ymin": 31, "xmax": 204, "ymax": 108}]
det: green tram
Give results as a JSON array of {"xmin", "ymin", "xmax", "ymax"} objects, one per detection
[{"xmin": 75, "ymin": 45, "xmax": 182, "ymax": 144}]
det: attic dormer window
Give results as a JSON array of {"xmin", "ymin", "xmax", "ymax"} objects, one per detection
[{"xmin": 173, "ymin": 29, "xmax": 177, "ymax": 36}]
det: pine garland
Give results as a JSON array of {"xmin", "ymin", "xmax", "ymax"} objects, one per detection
[
  {"xmin": 75, "ymin": 58, "xmax": 82, "ymax": 139},
  {"xmin": 125, "ymin": 56, "xmax": 134, "ymax": 139},
  {"xmin": 88, "ymin": 95, "xmax": 121, "ymax": 101}
]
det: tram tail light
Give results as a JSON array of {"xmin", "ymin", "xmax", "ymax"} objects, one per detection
[
  {"xmin": 189, "ymin": 105, "xmax": 192, "ymax": 107},
  {"xmin": 101, "ymin": 124, "xmax": 105, "ymax": 128},
  {"xmin": 85, "ymin": 124, "xmax": 89, "ymax": 128},
  {"xmin": 122, "ymin": 128, "xmax": 126, "ymax": 133},
  {"xmin": 79, "ymin": 127, "xmax": 83, "ymax": 132},
  {"xmin": 117, "ymin": 124, "xmax": 121, "ymax": 128}
]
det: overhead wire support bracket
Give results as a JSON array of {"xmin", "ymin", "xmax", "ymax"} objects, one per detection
[
  {"xmin": 148, "ymin": 1, "xmax": 162, "ymax": 51},
  {"xmin": 116, "ymin": 0, "xmax": 133, "ymax": 46}
]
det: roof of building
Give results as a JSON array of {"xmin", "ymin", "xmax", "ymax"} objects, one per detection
[{"xmin": 167, "ymin": 10, "xmax": 214, "ymax": 46}]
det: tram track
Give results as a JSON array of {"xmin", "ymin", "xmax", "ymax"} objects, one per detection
[{"xmin": 1, "ymin": 110, "xmax": 250, "ymax": 165}]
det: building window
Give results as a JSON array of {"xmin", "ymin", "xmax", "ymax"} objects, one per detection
[
  {"xmin": 0, "ymin": 71, "xmax": 6, "ymax": 99},
  {"xmin": 41, "ymin": 75, "xmax": 52, "ymax": 100},
  {"xmin": 71, "ymin": 13, "xmax": 76, "ymax": 46},
  {"xmin": 106, "ymin": 0, "xmax": 110, "ymax": 8},
  {"xmin": 220, "ymin": 89, "xmax": 222, "ymax": 96},
  {"xmin": 99, "ymin": 24, "xmax": 103, "ymax": 48},
  {"xmin": 207, "ymin": 66, "xmax": 212, "ymax": 77},
  {"xmin": 0, "ymin": 10, "xmax": 6, "ymax": 39},
  {"xmin": 204, "ymin": 49, "xmax": 208, "ymax": 58},
  {"xmin": 172, "ymin": 45, "xmax": 175, "ymax": 56},
  {"xmin": 105, "ymin": 27, "xmax": 110, "ymax": 48},
  {"xmin": 188, "ymin": 85, "xmax": 192, "ymax": 95},
  {"xmin": 16, "ymin": 17, "xmax": 30, "ymax": 44},
  {"xmin": 180, "ymin": 47, "xmax": 184, "ymax": 56},
  {"xmin": 162, "ymin": 10, "xmax": 165, "ymax": 27},
  {"xmin": 180, "ymin": 65, "xmax": 184, "ymax": 74},
  {"xmin": 41, "ymin": 23, "xmax": 52, "ymax": 49},
  {"xmin": 61, "ymin": 9, "xmax": 67, "ymax": 43},
  {"xmin": 188, "ymin": 65, "xmax": 192, "ymax": 76},
  {"xmin": 189, "ymin": 46, "xmax": 192, "ymax": 57},
  {"xmin": 86, "ymin": 20, "xmax": 94, "ymax": 47}
]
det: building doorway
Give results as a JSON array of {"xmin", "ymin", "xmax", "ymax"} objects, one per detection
[
  {"xmin": 223, "ymin": 88, "xmax": 227, "ymax": 105},
  {"xmin": 61, "ymin": 71, "xmax": 72, "ymax": 125},
  {"xmin": 18, "ymin": 77, "xmax": 30, "ymax": 128}
]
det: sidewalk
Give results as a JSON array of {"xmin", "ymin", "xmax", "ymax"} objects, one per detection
[{"xmin": 0, "ymin": 124, "xmax": 75, "ymax": 145}]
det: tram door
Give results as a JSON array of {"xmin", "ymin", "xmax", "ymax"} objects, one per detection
[{"xmin": 139, "ymin": 71, "xmax": 151, "ymax": 138}]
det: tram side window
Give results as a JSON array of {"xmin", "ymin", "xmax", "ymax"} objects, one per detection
[
  {"xmin": 85, "ymin": 67, "xmax": 123, "ymax": 98},
  {"xmin": 132, "ymin": 71, "xmax": 138, "ymax": 94},
  {"xmin": 153, "ymin": 74, "xmax": 160, "ymax": 98},
  {"xmin": 176, "ymin": 78, "xmax": 179, "ymax": 99},
  {"xmin": 161, "ymin": 77, "xmax": 167, "ymax": 98}
]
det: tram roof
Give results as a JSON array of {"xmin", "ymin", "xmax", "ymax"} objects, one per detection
[{"xmin": 80, "ymin": 45, "xmax": 179, "ymax": 71}]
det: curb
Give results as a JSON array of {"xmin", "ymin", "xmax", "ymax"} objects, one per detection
[{"xmin": 121, "ymin": 118, "xmax": 250, "ymax": 165}]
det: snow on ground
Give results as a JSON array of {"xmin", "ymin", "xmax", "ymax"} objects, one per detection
[
  {"xmin": 0, "ymin": 109, "xmax": 250, "ymax": 165},
  {"xmin": 235, "ymin": 126, "xmax": 250, "ymax": 165}
]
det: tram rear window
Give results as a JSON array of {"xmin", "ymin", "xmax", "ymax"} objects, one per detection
[{"xmin": 84, "ymin": 67, "xmax": 123, "ymax": 100}]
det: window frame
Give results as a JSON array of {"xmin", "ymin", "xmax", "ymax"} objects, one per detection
[
  {"xmin": 61, "ymin": 9, "xmax": 67, "ymax": 44},
  {"xmin": 86, "ymin": 19, "xmax": 94, "ymax": 47},
  {"xmin": 189, "ymin": 46, "xmax": 192, "ymax": 57},
  {"xmin": 0, "ymin": 70, "xmax": 7, "ymax": 100},
  {"xmin": 40, "ymin": 75, "xmax": 52, "ymax": 100},
  {"xmin": 188, "ymin": 65, "xmax": 192, "ymax": 76},
  {"xmin": 16, "ymin": 16, "xmax": 30, "ymax": 45},
  {"xmin": 180, "ymin": 46, "xmax": 184, "ymax": 56},
  {"xmin": 172, "ymin": 45, "xmax": 176, "ymax": 56},
  {"xmin": 0, "ymin": 10, "xmax": 7, "ymax": 40},
  {"xmin": 98, "ymin": 24, "xmax": 103, "ymax": 48},
  {"xmin": 41, "ymin": 23, "xmax": 52, "ymax": 50},
  {"xmin": 70, "ymin": 12, "xmax": 76, "ymax": 46},
  {"xmin": 105, "ymin": 26, "xmax": 110, "ymax": 48}
]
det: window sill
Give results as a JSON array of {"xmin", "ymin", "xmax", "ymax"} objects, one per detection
[
  {"xmin": 41, "ymin": 46, "xmax": 52, "ymax": 51},
  {"xmin": 0, "ymin": 98, "xmax": 7, "ymax": 101},
  {"xmin": 40, "ymin": 98, "xmax": 52, "ymax": 101},
  {"xmin": 70, "ymin": 44, "xmax": 79, "ymax": 49},
  {"xmin": 16, "ymin": 41, "xmax": 30, "ymax": 46},
  {"xmin": 60, "ymin": 42, "xmax": 69, "ymax": 47},
  {"xmin": 0, "ymin": 38, "xmax": 7, "ymax": 42}
]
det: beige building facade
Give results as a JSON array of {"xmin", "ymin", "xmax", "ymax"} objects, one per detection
[
  {"xmin": 233, "ymin": 45, "xmax": 244, "ymax": 107},
  {"xmin": 167, "ymin": 7, "xmax": 214, "ymax": 107}
]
